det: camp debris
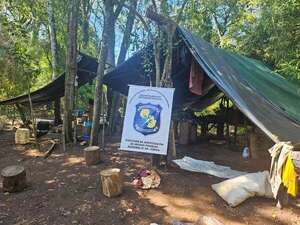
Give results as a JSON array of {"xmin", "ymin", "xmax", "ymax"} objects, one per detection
[
  {"xmin": 171, "ymin": 215, "xmax": 224, "ymax": 225},
  {"xmin": 132, "ymin": 169, "xmax": 161, "ymax": 190}
]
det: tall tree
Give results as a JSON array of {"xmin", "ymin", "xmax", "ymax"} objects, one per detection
[
  {"xmin": 90, "ymin": 0, "xmax": 115, "ymax": 146},
  {"xmin": 47, "ymin": 0, "xmax": 59, "ymax": 79},
  {"xmin": 109, "ymin": 0, "xmax": 138, "ymax": 135},
  {"xmin": 105, "ymin": 0, "xmax": 125, "ymax": 135},
  {"xmin": 81, "ymin": 0, "xmax": 92, "ymax": 49},
  {"xmin": 64, "ymin": 0, "xmax": 80, "ymax": 143},
  {"xmin": 146, "ymin": 0, "xmax": 188, "ymax": 166},
  {"xmin": 117, "ymin": 0, "xmax": 138, "ymax": 65},
  {"xmin": 47, "ymin": 0, "xmax": 62, "ymax": 125}
]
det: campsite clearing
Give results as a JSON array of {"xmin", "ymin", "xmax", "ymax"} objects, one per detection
[{"xmin": 0, "ymin": 130, "xmax": 299, "ymax": 225}]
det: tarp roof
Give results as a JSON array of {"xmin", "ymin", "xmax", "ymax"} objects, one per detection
[
  {"xmin": 1, "ymin": 27, "xmax": 299, "ymax": 143},
  {"xmin": 103, "ymin": 27, "xmax": 300, "ymax": 144},
  {"xmin": 0, "ymin": 53, "xmax": 98, "ymax": 105}
]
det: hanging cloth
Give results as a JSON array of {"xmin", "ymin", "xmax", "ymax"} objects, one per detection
[
  {"xmin": 189, "ymin": 59, "xmax": 204, "ymax": 95},
  {"xmin": 269, "ymin": 142, "xmax": 293, "ymax": 198},
  {"xmin": 282, "ymin": 154, "xmax": 298, "ymax": 197}
]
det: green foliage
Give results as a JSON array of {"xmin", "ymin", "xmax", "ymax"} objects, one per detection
[
  {"xmin": 77, "ymin": 80, "xmax": 95, "ymax": 108},
  {"xmin": 181, "ymin": 0, "xmax": 300, "ymax": 83},
  {"xmin": 0, "ymin": 0, "xmax": 299, "ymax": 113},
  {"xmin": 237, "ymin": 0, "xmax": 300, "ymax": 82},
  {"xmin": 0, "ymin": 0, "xmax": 98, "ymax": 104}
]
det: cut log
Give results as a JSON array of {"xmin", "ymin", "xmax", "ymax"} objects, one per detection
[
  {"xmin": 15, "ymin": 128, "xmax": 30, "ymax": 145},
  {"xmin": 100, "ymin": 168, "xmax": 122, "ymax": 197},
  {"xmin": 84, "ymin": 146, "xmax": 100, "ymax": 165},
  {"xmin": 1, "ymin": 165, "xmax": 27, "ymax": 192}
]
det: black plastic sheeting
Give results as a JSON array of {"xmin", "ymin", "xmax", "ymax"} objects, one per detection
[{"xmin": 0, "ymin": 53, "xmax": 98, "ymax": 105}]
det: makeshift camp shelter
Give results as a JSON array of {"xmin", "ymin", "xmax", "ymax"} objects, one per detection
[
  {"xmin": 1, "ymin": 27, "xmax": 299, "ymax": 144},
  {"xmin": 103, "ymin": 27, "xmax": 300, "ymax": 144},
  {"xmin": 0, "ymin": 53, "xmax": 98, "ymax": 106}
]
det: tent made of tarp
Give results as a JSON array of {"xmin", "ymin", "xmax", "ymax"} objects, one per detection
[
  {"xmin": 0, "ymin": 53, "xmax": 98, "ymax": 105},
  {"xmin": 103, "ymin": 27, "xmax": 300, "ymax": 144}
]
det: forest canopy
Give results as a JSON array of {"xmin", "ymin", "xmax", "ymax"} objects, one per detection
[{"xmin": 0, "ymin": 0, "xmax": 299, "ymax": 105}]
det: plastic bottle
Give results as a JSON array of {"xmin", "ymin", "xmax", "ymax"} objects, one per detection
[{"xmin": 242, "ymin": 147, "xmax": 250, "ymax": 159}]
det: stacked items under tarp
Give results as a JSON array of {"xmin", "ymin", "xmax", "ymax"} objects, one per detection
[{"xmin": 269, "ymin": 142, "xmax": 299, "ymax": 208}]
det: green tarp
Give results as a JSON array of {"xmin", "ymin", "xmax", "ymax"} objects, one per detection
[
  {"xmin": 224, "ymin": 50, "xmax": 300, "ymax": 123},
  {"xmin": 104, "ymin": 27, "xmax": 300, "ymax": 144},
  {"xmin": 178, "ymin": 27, "xmax": 300, "ymax": 143}
]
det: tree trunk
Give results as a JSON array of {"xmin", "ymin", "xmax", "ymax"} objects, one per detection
[
  {"xmin": 146, "ymin": 8, "xmax": 179, "ymax": 167},
  {"xmin": 64, "ymin": 0, "xmax": 80, "ymax": 143},
  {"xmin": 16, "ymin": 104, "xmax": 29, "ymax": 127},
  {"xmin": 106, "ymin": 18, "xmax": 116, "ymax": 136},
  {"xmin": 54, "ymin": 99, "xmax": 62, "ymax": 125},
  {"xmin": 47, "ymin": 0, "xmax": 62, "ymax": 125},
  {"xmin": 109, "ymin": 0, "xmax": 138, "ymax": 136},
  {"xmin": 117, "ymin": 0, "xmax": 137, "ymax": 65},
  {"xmin": 47, "ymin": 0, "xmax": 58, "ymax": 79},
  {"xmin": 81, "ymin": 0, "xmax": 91, "ymax": 49},
  {"xmin": 90, "ymin": 0, "xmax": 114, "ymax": 146}
]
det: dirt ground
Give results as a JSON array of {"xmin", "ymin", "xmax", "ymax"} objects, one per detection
[{"xmin": 0, "ymin": 130, "xmax": 300, "ymax": 225}]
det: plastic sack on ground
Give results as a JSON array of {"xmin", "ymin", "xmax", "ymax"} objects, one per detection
[{"xmin": 211, "ymin": 171, "xmax": 273, "ymax": 207}]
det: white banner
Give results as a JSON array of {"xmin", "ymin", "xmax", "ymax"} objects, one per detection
[{"xmin": 120, "ymin": 85, "xmax": 174, "ymax": 155}]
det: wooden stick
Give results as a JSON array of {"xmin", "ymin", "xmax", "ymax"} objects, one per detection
[{"xmin": 44, "ymin": 140, "xmax": 57, "ymax": 159}]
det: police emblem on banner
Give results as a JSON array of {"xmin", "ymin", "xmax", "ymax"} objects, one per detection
[{"xmin": 133, "ymin": 103, "xmax": 162, "ymax": 135}]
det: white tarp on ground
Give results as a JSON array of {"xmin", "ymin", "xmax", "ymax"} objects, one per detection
[{"xmin": 173, "ymin": 156, "xmax": 247, "ymax": 179}]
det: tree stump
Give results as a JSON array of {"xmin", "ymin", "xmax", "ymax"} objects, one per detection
[
  {"xmin": 15, "ymin": 128, "xmax": 30, "ymax": 145},
  {"xmin": 100, "ymin": 168, "xmax": 123, "ymax": 197},
  {"xmin": 1, "ymin": 165, "xmax": 27, "ymax": 192},
  {"xmin": 84, "ymin": 146, "xmax": 101, "ymax": 165}
]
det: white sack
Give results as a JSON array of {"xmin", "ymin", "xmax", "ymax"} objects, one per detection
[
  {"xmin": 211, "ymin": 171, "xmax": 273, "ymax": 207},
  {"xmin": 173, "ymin": 156, "xmax": 246, "ymax": 179}
]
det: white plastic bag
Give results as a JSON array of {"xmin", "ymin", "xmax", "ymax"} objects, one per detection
[{"xmin": 211, "ymin": 171, "xmax": 272, "ymax": 207}]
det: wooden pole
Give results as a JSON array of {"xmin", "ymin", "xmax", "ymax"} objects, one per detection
[
  {"xmin": 101, "ymin": 89, "xmax": 105, "ymax": 150},
  {"xmin": 249, "ymin": 128, "xmax": 259, "ymax": 159}
]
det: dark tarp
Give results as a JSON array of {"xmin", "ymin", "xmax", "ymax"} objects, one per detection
[
  {"xmin": 0, "ymin": 53, "xmax": 98, "ymax": 105},
  {"xmin": 103, "ymin": 27, "xmax": 300, "ymax": 144}
]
